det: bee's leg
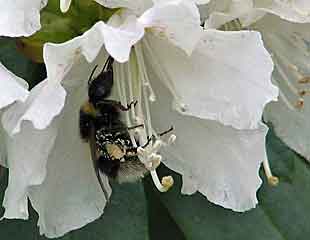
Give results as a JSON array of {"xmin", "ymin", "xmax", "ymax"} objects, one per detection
[
  {"xmin": 96, "ymin": 100, "xmax": 138, "ymax": 111},
  {"xmin": 110, "ymin": 124, "xmax": 144, "ymax": 134},
  {"xmin": 158, "ymin": 126, "xmax": 174, "ymax": 137},
  {"xmin": 88, "ymin": 65, "xmax": 98, "ymax": 85},
  {"xmin": 121, "ymin": 100, "xmax": 138, "ymax": 111},
  {"xmin": 140, "ymin": 126, "xmax": 174, "ymax": 148}
]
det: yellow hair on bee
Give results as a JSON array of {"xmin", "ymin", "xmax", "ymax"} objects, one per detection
[{"xmin": 81, "ymin": 101, "xmax": 97, "ymax": 117}]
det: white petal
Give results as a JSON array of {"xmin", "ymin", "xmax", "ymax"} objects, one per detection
[
  {"xmin": 258, "ymin": 15, "xmax": 310, "ymax": 160},
  {"xmin": 2, "ymin": 16, "xmax": 144, "ymax": 135},
  {"xmin": 149, "ymin": 75, "xmax": 267, "ymax": 211},
  {"xmin": 154, "ymin": 0, "xmax": 210, "ymax": 6},
  {"xmin": 194, "ymin": 0, "xmax": 210, "ymax": 4},
  {"xmin": 29, "ymin": 76, "xmax": 110, "ymax": 238},
  {"xmin": 0, "ymin": 0, "xmax": 47, "ymax": 37},
  {"xmin": 2, "ymin": 120, "xmax": 58, "ymax": 219},
  {"xmin": 0, "ymin": 63, "xmax": 29, "ymax": 168},
  {"xmin": 2, "ymin": 48, "xmax": 111, "ymax": 235},
  {"xmin": 60, "ymin": 0, "xmax": 72, "ymax": 13},
  {"xmin": 0, "ymin": 122, "xmax": 7, "ymax": 167},
  {"xmin": 0, "ymin": 63, "xmax": 29, "ymax": 109},
  {"xmin": 94, "ymin": 0, "xmax": 152, "ymax": 14},
  {"xmin": 81, "ymin": 16, "xmax": 144, "ymax": 63},
  {"xmin": 205, "ymin": 0, "xmax": 266, "ymax": 28},
  {"xmin": 205, "ymin": 0, "xmax": 310, "ymax": 28},
  {"xmin": 144, "ymin": 29, "xmax": 278, "ymax": 130},
  {"xmin": 139, "ymin": 0, "xmax": 203, "ymax": 54},
  {"xmin": 2, "ymin": 80, "xmax": 66, "ymax": 135},
  {"xmin": 256, "ymin": 0, "xmax": 310, "ymax": 23}
]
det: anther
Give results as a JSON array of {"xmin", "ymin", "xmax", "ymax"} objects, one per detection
[
  {"xmin": 298, "ymin": 76, "xmax": 310, "ymax": 84},
  {"xmin": 295, "ymin": 98, "xmax": 305, "ymax": 109},
  {"xmin": 298, "ymin": 89, "xmax": 310, "ymax": 97},
  {"xmin": 268, "ymin": 176, "xmax": 279, "ymax": 186},
  {"xmin": 150, "ymin": 170, "xmax": 174, "ymax": 192},
  {"xmin": 161, "ymin": 176, "xmax": 174, "ymax": 190}
]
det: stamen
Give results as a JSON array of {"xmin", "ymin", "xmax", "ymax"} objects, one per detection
[
  {"xmin": 127, "ymin": 58, "xmax": 138, "ymax": 125},
  {"xmin": 298, "ymin": 89, "xmax": 310, "ymax": 97},
  {"xmin": 266, "ymin": 35, "xmax": 309, "ymax": 111},
  {"xmin": 263, "ymin": 158, "xmax": 279, "ymax": 186},
  {"xmin": 121, "ymin": 44, "xmax": 176, "ymax": 193},
  {"xmin": 273, "ymin": 56, "xmax": 299, "ymax": 95},
  {"xmin": 149, "ymin": 154, "xmax": 162, "ymax": 170},
  {"xmin": 143, "ymin": 38, "xmax": 187, "ymax": 110},
  {"xmin": 150, "ymin": 170, "xmax": 174, "ymax": 192},
  {"xmin": 134, "ymin": 44, "xmax": 155, "ymax": 137},
  {"xmin": 135, "ymin": 44, "xmax": 156, "ymax": 102},
  {"xmin": 277, "ymin": 87, "xmax": 296, "ymax": 111},
  {"xmin": 152, "ymin": 140, "xmax": 162, "ymax": 153},
  {"xmin": 116, "ymin": 62, "xmax": 139, "ymax": 147}
]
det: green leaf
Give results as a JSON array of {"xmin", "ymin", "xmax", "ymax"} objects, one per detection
[
  {"xmin": 0, "ymin": 38, "xmax": 46, "ymax": 88},
  {"xmin": 144, "ymin": 129, "xmax": 310, "ymax": 240},
  {"xmin": 144, "ymin": 180, "xmax": 186, "ymax": 240},
  {"xmin": 0, "ymin": 170, "xmax": 149, "ymax": 240}
]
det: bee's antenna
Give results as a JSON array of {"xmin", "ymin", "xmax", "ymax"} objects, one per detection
[
  {"xmin": 88, "ymin": 65, "xmax": 98, "ymax": 85},
  {"xmin": 103, "ymin": 55, "xmax": 114, "ymax": 71},
  {"xmin": 87, "ymin": 56, "xmax": 114, "ymax": 86},
  {"xmin": 107, "ymin": 124, "xmax": 144, "ymax": 134}
]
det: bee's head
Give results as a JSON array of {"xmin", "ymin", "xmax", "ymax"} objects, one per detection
[{"xmin": 88, "ymin": 57, "xmax": 114, "ymax": 106}]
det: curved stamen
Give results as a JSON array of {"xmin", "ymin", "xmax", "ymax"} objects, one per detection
[{"xmin": 263, "ymin": 158, "xmax": 279, "ymax": 186}]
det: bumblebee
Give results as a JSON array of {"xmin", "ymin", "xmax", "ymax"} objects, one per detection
[{"xmin": 79, "ymin": 56, "xmax": 148, "ymax": 199}]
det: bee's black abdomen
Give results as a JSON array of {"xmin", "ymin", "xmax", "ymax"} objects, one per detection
[
  {"xmin": 79, "ymin": 109, "xmax": 93, "ymax": 141},
  {"xmin": 98, "ymin": 156, "xmax": 120, "ymax": 179}
]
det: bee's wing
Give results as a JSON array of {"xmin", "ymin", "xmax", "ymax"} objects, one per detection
[{"xmin": 89, "ymin": 122, "xmax": 110, "ymax": 201}]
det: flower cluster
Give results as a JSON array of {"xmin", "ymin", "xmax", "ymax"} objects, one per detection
[{"xmin": 0, "ymin": 0, "xmax": 308, "ymax": 238}]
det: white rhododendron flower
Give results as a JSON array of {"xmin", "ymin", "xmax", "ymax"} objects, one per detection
[
  {"xmin": 0, "ymin": 0, "xmax": 279, "ymax": 238},
  {"xmin": 0, "ymin": 64, "xmax": 30, "ymax": 165},
  {"xmin": 202, "ymin": 0, "xmax": 310, "ymax": 160},
  {"xmin": 204, "ymin": 0, "xmax": 310, "ymax": 28},
  {"xmin": 0, "ymin": 0, "xmax": 47, "ymax": 37},
  {"xmin": 261, "ymin": 18, "xmax": 310, "ymax": 161}
]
